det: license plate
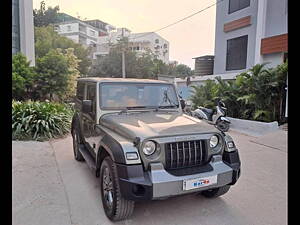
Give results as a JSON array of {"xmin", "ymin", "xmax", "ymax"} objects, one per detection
[{"xmin": 183, "ymin": 175, "xmax": 218, "ymax": 191}]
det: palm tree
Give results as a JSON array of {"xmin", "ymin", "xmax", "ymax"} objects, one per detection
[{"xmin": 189, "ymin": 62, "xmax": 287, "ymax": 122}]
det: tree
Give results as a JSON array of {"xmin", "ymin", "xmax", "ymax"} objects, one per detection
[
  {"xmin": 173, "ymin": 64, "xmax": 193, "ymax": 77},
  {"xmin": 88, "ymin": 38, "xmax": 193, "ymax": 79},
  {"xmin": 12, "ymin": 53, "xmax": 36, "ymax": 100},
  {"xmin": 34, "ymin": 26, "xmax": 91, "ymax": 75},
  {"xmin": 190, "ymin": 79, "xmax": 217, "ymax": 109},
  {"xmin": 33, "ymin": 1, "xmax": 60, "ymax": 27},
  {"xmin": 89, "ymin": 38, "xmax": 157, "ymax": 78},
  {"xmin": 189, "ymin": 62, "xmax": 288, "ymax": 122},
  {"xmin": 34, "ymin": 49, "xmax": 80, "ymax": 101}
]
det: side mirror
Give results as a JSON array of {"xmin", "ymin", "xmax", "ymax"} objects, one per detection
[
  {"xmin": 180, "ymin": 99, "xmax": 186, "ymax": 109},
  {"xmin": 82, "ymin": 100, "xmax": 92, "ymax": 113}
]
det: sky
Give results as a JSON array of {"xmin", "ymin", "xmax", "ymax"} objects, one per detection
[{"xmin": 33, "ymin": 0, "xmax": 217, "ymax": 69}]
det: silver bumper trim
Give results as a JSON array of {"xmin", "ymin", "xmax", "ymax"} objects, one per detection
[{"xmin": 149, "ymin": 155, "xmax": 233, "ymax": 198}]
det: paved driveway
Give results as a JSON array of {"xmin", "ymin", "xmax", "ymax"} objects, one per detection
[{"xmin": 12, "ymin": 130, "xmax": 287, "ymax": 225}]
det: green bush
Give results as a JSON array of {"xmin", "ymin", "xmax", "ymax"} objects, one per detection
[
  {"xmin": 190, "ymin": 62, "xmax": 288, "ymax": 122},
  {"xmin": 35, "ymin": 48, "xmax": 80, "ymax": 101},
  {"xmin": 12, "ymin": 53, "xmax": 37, "ymax": 100},
  {"xmin": 12, "ymin": 101, "xmax": 74, "ymax": 141}
]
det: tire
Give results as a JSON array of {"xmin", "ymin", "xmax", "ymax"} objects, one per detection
[
  {"xmin": 72, "ymin": 127, "xmax": 84, "ymax": 161},
  {"xmin": 100, "ymin": 156, "xmax": 135, "ymax": 221},
  {"xmin": 216, "ymin": 120, "xmax": 230, "ymax": 132},
  {"xmin": 201, "ymin": 185, "xmax": 230, "ymax": 198}
]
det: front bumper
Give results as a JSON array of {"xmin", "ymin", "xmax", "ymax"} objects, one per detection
[{"xmin": 117, "ymin": 151, "xmax": 241, "ymax": 201}]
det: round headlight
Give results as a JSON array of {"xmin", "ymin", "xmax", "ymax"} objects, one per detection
[
  {"xmin": 142, "ymin": 141, "xmax": 156, "ymax": 155},
  {"xmin": 210, "ymin": 135, "xmax": 219, "ymax": 148}
]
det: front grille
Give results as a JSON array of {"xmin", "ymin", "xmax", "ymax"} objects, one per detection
[{"xmin": 165, "ymin": 140, "xmax": 207, "ymax": 170}]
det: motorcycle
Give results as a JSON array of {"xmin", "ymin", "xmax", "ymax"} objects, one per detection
[
  {"xmin": 179, "ymin": 94, "xmax": 194, "ymax": 116},
  {"xmin": 193, "ymin": 100, "xmax": 230, "ymax": 132}
]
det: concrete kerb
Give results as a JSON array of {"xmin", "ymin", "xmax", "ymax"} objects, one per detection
[{"xmin": 227, "ymin": 117, "xmax": 279, "ymax": 137}]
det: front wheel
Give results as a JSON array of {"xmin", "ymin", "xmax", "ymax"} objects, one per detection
[
  {"xmin": 216, "ymin": 120, "xmax": 230, "ymax": 132},
  {"xmin": 100, "ymin": 156, "xmax": 135, "ymax": 221}
]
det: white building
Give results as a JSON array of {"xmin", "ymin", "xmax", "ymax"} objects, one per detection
[
  {"xmin": 213, "ymin": 0, "xmax": 288, "ymax": 75},
  {"xmin": 12, "ymin": 0, "xmax": 35, "ymax": 66},
  {"xmin": 54, "ymin": 18, "xmax": 115, "ymax": 60},
  {"xmin": 95, "ymin": 28, "xmax": 170, "ymax": 63},
  {"xmin": 190, "ymin": 0, "xmax": 288, "ymax": 118},
  {"xmin": 54, "ymin": 20, "xmax": 100, "ymax": 48}
]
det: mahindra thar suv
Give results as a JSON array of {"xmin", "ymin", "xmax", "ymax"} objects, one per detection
[{"xmin": 71, "ymin": 77, "xmax": 241, "ymax": 221}]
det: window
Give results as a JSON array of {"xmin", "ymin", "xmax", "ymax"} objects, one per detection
[
  {"xmin": 54, "ymin": 25, "xmax": 60, "ymax": 32},
  {"xmin": 67, "ymin": 25, "xmax": 71, "ymax": 31},
  {"xmin": 76, "ymin": 82, "xmax": 85, "ymax": 100},
  {"xmin": 226, "ymin": 35, "xmax": 248, "ymax": 71},
  {"xmin": 90, "ymin": 41, "xmax": 96, "ymax": 47},
  {"xmin": 163, "ymin": 43, "xmax": 168, "ymax": 49},
  {"xmin": 100, "ymin": 83, "xmax": 179, "ymax": 110},
  {"xmin": 284, "ymin": 53, "xmax": 288, "ymax": 63},
  {"xmin": 228, "ymin": 0, "xmax": 250, "ymax": 14},
  {"xmin": 155, "ymin": 39, "xmax": 159, "ymax": 44},
  {"xmin": 90, "ymin": 30, "xmax": 95, "ymax": 36},
  {"xmin": 86, "ymin": 84, "xmax": 97, "ymax": 118},
  {"xmin": 79, "ymin": 36, "xmax": 87, "ymax": 44}
]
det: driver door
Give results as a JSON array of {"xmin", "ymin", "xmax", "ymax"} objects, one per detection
[{"xmin": 82, "ymin": 83, "xmax": 97, "ymax": 157}]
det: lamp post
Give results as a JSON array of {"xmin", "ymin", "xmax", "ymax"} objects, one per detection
[{"xmin": 121, "ymin": 28, "xmax": 126, "ymax": 78}]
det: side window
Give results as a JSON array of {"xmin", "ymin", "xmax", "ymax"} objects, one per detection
[
  {"xmin": 86, "ymin": 84, "xmax": 97, "ymax": 118},
  {"xmin": 226, "ymin": 35, "xmax": 248, "ymax": 71},
  {"xmin": 76, "ymin": 82, "xmax": 85, "ymax": 100},
  {"xmin": 228, "ymin": 0, "xmax": 250, "ymax": 14}
]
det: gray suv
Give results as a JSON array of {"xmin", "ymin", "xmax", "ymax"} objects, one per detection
[{"xmin": 71, "ymin": 77, "xmax": 241, "ymax": 221}]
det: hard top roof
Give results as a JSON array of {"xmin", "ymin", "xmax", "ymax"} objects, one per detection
[{"xmin": 77, "ymin": 77, "xmax": 169, "ymax": 84}]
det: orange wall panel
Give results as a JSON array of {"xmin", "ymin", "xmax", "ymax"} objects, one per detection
[
  {"xmin": 261, "ymin": 33, "xmax": 288, "ymax": 54},
  {"xmin": 224, "ymin": 16, "xmax": 251, "ymax": 32}
]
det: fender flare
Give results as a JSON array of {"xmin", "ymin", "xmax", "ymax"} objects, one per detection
[
  {"xmin": 96, "ymin": 134, "xmax": 127, "ymax": 170},
  {"xmin": 71, "ymin": 112, "xmax": 81, "ymax": 135}
]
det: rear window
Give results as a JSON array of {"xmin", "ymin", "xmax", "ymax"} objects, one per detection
[{"xmin": 76, "ymin": 82, "xmax": 85, "ymax": 100}]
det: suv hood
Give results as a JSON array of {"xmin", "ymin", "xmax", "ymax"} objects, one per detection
[{"xmin": 100, "ymin": 111, "xmax": 220, "ymax": 142}]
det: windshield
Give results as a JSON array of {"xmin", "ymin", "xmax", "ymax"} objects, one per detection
[{"xmin": 100, "ymin": 82, "xmax": 179, "ymax": 110}]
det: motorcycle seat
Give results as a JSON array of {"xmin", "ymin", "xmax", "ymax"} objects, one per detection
[{"xmin": 199, "ymin": 107, "xmax": 214, "ymax": 114}]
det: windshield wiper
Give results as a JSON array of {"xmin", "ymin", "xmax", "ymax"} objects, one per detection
[
  {"xmin": 119, "ymin": 106, "xmax": 152, "ymax": 114},
  {"xmin": 118, "ymin": 105, "xmax": 178, "ymax": 115},
  {"xmin": 157, "ymin": 105, "xmax": 179, "ymax": 109},
  {"xmin": 153, "ymin": 105, "xmax": 179, "ymax": 112},
  {"xmin": 160, "ymin": 90, "xmax": 178, "ymax": 108}
]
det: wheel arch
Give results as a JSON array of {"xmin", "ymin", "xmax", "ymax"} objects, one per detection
[
  {"xmin": 71, "ymin": 112, "xmax": 80, "ymax": 134},
  {"xmin": 96, "ymin": 145, "xmax": 111, "ymax": 177},
  {"xmin": 95, "ymin": 135, "xmax": 127, "ymax": 177},
  {"xmin": 71, "ymin": 112, "xmax": 85, "ymax": 143}
]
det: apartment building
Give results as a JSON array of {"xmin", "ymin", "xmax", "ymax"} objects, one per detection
[
  {"xmin": 12, "ymin": 0, "xmax": 35, "ymax": 66},
  {"xmin": 55, "ymin": 20, "xmax": 101, "ymax": 47},
  {"xmin": 54, "ymin": 17, "xmax": 115, "ymax": 59},
  {"xmin": 85, "ymin": 19, "xmax": 115, "ymax": 36},
  {"xmin": 213, "ymin": 0, "xmax": 288, "ymax": 74},
  {"xmin": 95, "ymin": 28, "xmax": 170, "ymax": 63}
]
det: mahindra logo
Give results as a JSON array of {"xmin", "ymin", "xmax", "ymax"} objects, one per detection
[{"xmin": 174, "ymin": 136, "xmax": 196, "ymax": 141}]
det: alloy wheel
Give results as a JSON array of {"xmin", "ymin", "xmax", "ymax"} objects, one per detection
[
  {"xmin": 73, "ymin": 131, "xmax": 79, "ymax": 158},
  {"xmin": 102, "ymin": 167, "xmax": 114, "ymax": 209}
]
